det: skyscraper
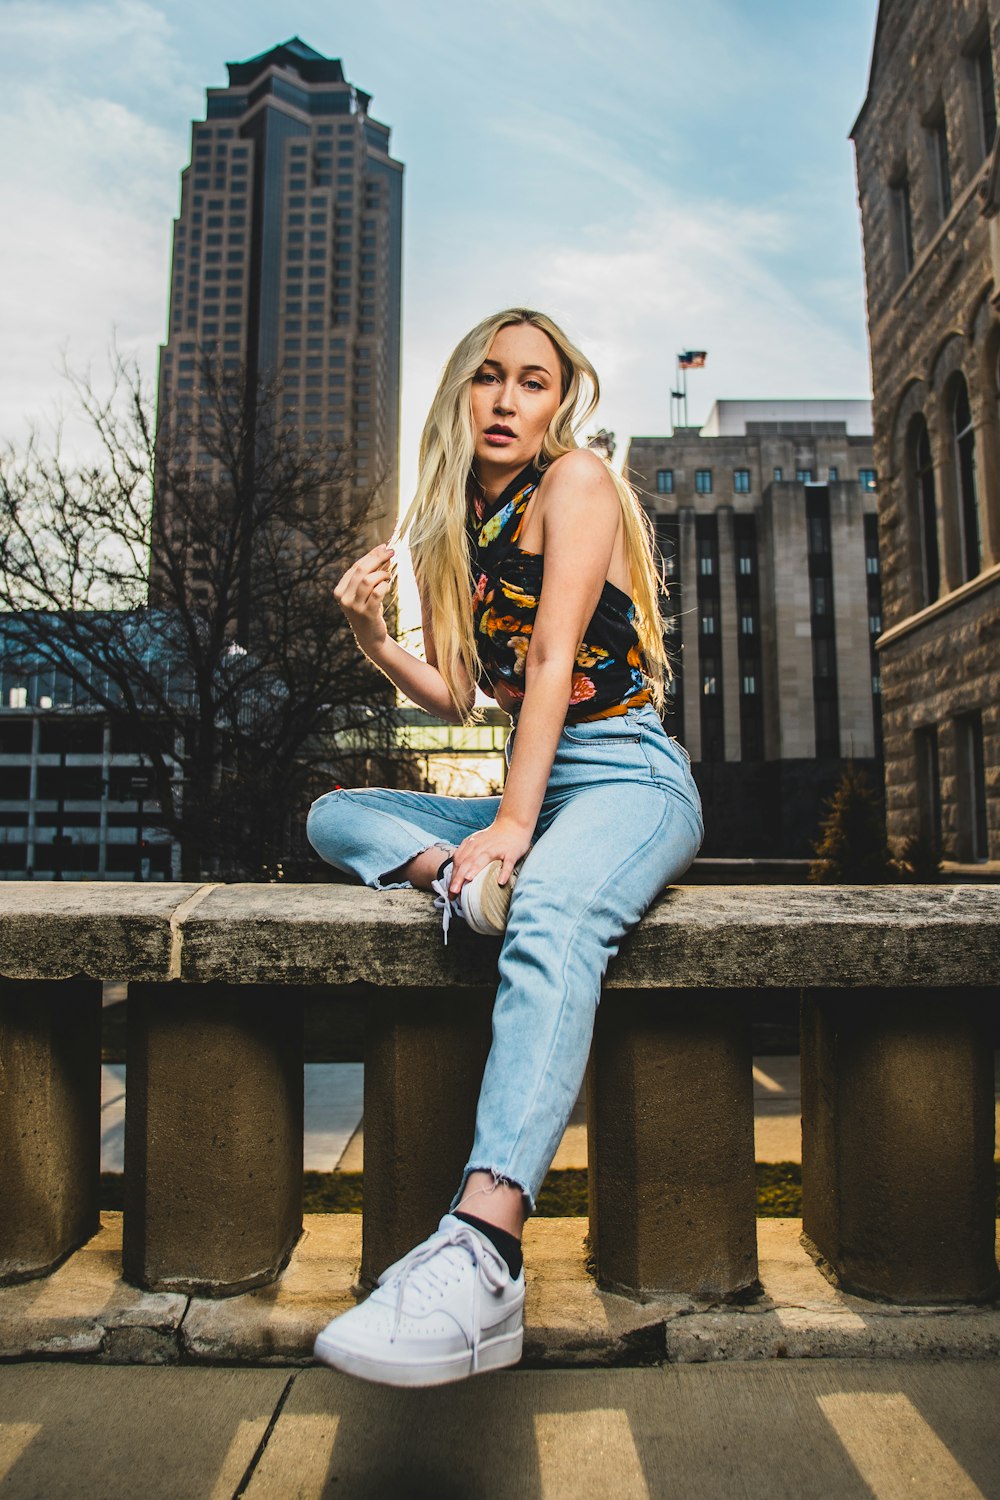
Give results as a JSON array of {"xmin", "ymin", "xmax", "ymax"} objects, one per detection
[{"xmin": 157, "ymin": 38, "xmax": 403, "ymax": 551}]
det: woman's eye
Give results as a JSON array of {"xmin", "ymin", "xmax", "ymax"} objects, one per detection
[
  {"xmin": 524, "ymin": 380, "xmax": 543, "ymax": 391},
  {"xmin": 475, "ymin": 371, "xmax": 498, "ymax": 384}
]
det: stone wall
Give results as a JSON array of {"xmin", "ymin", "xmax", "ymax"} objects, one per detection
[
  {"xmin": 879, "ymin": 583, "xmax": 1000, "ymax": 855},
  {"xmin": 852, "ymin": 0, "xmax": 1000, "ymax": 858}
]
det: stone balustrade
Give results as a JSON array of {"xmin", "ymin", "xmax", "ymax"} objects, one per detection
[{"xmin": 0, "ymin": 882, "xmax": 997, "ymax": 1309}]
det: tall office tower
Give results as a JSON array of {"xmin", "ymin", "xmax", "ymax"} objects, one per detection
[
  {"xmin": 851, "ymin": 0, "xmax": 1000, "ymax": 864},
  {"xmin": 627, "ymin": 401, "xmax": 881, "ymax": 858},
  {"xmin": 157, "ymin": 38, "xmax": 403, "ymax": 559}
]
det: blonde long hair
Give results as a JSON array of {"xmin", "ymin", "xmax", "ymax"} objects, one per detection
[{"xmin": 399, "ymin": 307, "xmax": 670, "ymax": 722}]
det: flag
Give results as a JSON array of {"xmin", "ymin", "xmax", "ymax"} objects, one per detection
[{"xmin": 678, "ymin": 350, "xmax": 707, "ymax": 368}]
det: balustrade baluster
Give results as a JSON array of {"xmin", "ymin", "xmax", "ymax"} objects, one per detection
[
  {"xmin": 123, "ymin": 981, "xmax": 304, "ymax": 1295},
  {"xmin": 800, "ymin": 987, "xmax": 999, "ymax": 1303},
  {"xmin": 0, "ymin": 978, "xmax": 102, "ymax": 1283},
  {"xmin": 587, "ymin": 988, "xmax": 759, "ymax": 1298}
]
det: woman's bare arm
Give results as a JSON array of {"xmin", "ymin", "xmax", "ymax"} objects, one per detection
[{"xmin": 334, "ymin": 542, "xmax": 475, "ymax": 722}]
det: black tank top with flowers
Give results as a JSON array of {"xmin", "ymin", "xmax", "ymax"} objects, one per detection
[{"xmin": 468, "ymin": 459, "xmax": 652, "ymax": 722}]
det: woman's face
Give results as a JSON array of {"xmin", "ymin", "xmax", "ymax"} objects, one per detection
[{"xmin": 470, "ymin": 322, "xmax": 564, "ymax": 479}]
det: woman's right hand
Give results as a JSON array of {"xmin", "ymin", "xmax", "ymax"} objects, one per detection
[{"xmin": 333, "ymin": 542, "xmax": 395, "ymax": 655}]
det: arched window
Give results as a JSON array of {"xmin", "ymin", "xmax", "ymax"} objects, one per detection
[
  {"xmin": 914, "ymin": 416, "xmax": 940, "ymax": 604},
  {"xmin": 953, "ymin": 377, "xmax": 983, "ymax": 581}
]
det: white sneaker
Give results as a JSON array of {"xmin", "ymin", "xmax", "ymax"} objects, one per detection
[
  {"xmin": 313, "ymin": 1213, "xmax": 524, "ymax": 1387},
  {"xmin": 430, "ymin": 857, "xmax": 523, "ymax": 944}
]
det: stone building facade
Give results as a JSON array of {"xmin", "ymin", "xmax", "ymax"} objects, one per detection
[
  {"xmin": 851, "ymin": 0, "xmax": 1000, "ymax": 861},
  {"xmin": 626, "ymin": 402, "xmax": 880, "ymax": 857}
]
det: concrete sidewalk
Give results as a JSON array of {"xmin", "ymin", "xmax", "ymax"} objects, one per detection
[{"xmin": 1, "ymin": 1360, "xmax": 998, "ymax": 1498}]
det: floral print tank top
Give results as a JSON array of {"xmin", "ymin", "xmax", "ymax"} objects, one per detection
[{"xmin": 468, "ymin": 458, "xmax": 652, "ymax": 722}]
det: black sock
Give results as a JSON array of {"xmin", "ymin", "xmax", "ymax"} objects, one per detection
[{"xmin": 453, "ymin": 1210, "xmax": 524, "ymax": 1279}]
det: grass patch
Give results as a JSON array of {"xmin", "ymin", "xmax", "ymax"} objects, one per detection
[
  {"xmin": 304, "ymin": 1171, "xmax": 363, "ymax": 1212},
  {"xmin": 98, "ymin": 1162, "xmax": 1000, "ymax": 1217},
  {"xmin": 755, "ymin": 1162, "xmax": 802, "ymax": 1216},
  {"xmin": 537, "ymin": 1168, "xmax": 589, "ymax": 1217},
  {"xmin": 100, "ymin": 1173, "xmax": 125, "ymax": 1211}
]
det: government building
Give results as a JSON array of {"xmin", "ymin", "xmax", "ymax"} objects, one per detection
[
  {"xmin": 626, "ymin": 402, "xmax": 880, "ymax": 857},
  {"xmin": 851, "ymin": 0, "xmax": 1000, "ymax": 863}
]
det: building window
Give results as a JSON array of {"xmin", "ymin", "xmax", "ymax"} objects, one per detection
[
  {"xmin": 656, "ymin": 468, "xmax": 674, "ymax": 494},
  {"xmin": 740, "ymin": 613, "xmax": 754, "ymax": 635},
  {"xmin": 700, "ymin": 602, "xmax": 717, "ymax": 635},
  {"xmin": 698, "ymin": 542, "xmax": 714, "ymax": 575},
  {"xmin": 928, "ymin": 109, "xmax": 952, "ymax": 219},
  {"xmin": 858, "ymin": 468, "xmax": 877, "ymax": 490},
  {"xmin": 813, "ymin": 639, "xmax": 835, "ymax": 678},
  {"xmin": 807, "ymin": 513, "xmax": 830, "ymax": 555},
  {"xmin": 913, "ymin": 416, "xmax": 940, "ymax": 604},
  {"xmin": 956, "ymin": 711, "xmax": 988, "ymax": 859},
  {"xmin": 872, "ymin": 675, "xmax": 881, "ymax": 695},
  {"xmin": 915, "ymin": 726, "xmax": 942, "ymax": 850},
  {"xmin": 741, "ymin": 674, "xmax": 757, "ymax": 695},
  {"xmin": 695, "ymin": 468, "xmax": 712, "ymax": 494},
  {"xmin": 827, "ymin": 467, "xmax": 839, "ymax": 482},
  {"xmin": 953, "ymin": 376, "xmax": 983, "ymax": 582},
  {"xmin": 702, "ymin": 673, "xmax": 717, "ymax": 696},
  {"xmin": 869, "ymin": 613, "xmax": 882, "ymax": 635},
  {"xmin": 976, "ymin": 38, "xmax": 998, "ymax": 158},
  {"xmin": 890, "ymin": 168, "xmax": 915, "ymax": 277},
  {"xmin": 733, "ymin": 468, "xmax": 750, "ymax": 493},
  {"xmin": 811, "ymin": 576, "xmax": 830, "ymax": 615},
  {"xmin": 738, "ymin": 555, "xmax": 753, "ymax": 575},
  {"xmin": 866, "ymin": 554, "xmax": 879, "ymax": 576},
  {"xmin": 773, "ymin": 467, "xmax": 782, "ymax": 482},
  {"xmin": 796, "ymin": 468, "xmax": 814, "ymax": 484}
]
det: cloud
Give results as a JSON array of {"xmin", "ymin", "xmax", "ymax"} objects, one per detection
[
  {"xmin": 1, "ymin": 0, "xmax": 191, "ymax": 111},
  {"xmin": 0, "ymin": 1, "xmax": 192, "ymax": 442},
  {"xmin": 1, "ymin": 0, "xmax": 874, "ymax": 491},
  {"xmin": 533, "ymin": 200, "xmax": 871, "ymax": 442},
  {"xmin": 399, "ymin": 187, "xmax": 866, "ymax": 487}
]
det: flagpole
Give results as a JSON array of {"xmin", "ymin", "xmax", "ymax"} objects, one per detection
[{"xmin": 675, "ymin": 350, "xmax": 707, "ymax": 428}]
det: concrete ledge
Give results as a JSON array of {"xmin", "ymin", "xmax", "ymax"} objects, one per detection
[
  {"xmin": 161, "ymin": 883, "xmax": 1000, "ymax": 989},
  {"xmin": 1, "ymin": 882, "xmax": 999, "ymax": 988},
  {"xmin": 0, "ymin": 883, "xmax": 212, "ymax": 983},
  {"xmin": 1, "ymin": 1215, "xmax": 997, "ymax": 1367}
]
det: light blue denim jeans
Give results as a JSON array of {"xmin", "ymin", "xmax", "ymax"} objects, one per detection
[{"xmin": 306, "ymin": 703, "xmax": 703, "ymax": 1215}]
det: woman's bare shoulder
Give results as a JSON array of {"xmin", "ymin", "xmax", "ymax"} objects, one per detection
[
  {"xmin": 543, "ymin": 447, "xmax": 612, "ymax": 486},
  {"xmin": 538, "ymin": 449, "xmax": 619, "ymax": 521}
]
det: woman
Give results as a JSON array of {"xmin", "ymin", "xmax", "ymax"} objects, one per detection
[{"xmin": 306, "ymin": 307, "xmax": 703, "ymax": 1388}]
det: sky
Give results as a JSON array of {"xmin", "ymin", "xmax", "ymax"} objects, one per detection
[{"xmin": 0, "ymin": 0, "xmax": 880, "ymax": 515}]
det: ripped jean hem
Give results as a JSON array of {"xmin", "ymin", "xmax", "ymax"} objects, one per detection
[
  {"xmin": 450, "ymin": 1165, "xmax": 536, "ymax": 1218},
  {"xmin": 374, "ymin": 840, "xmax": 455, "ymax": 891}
]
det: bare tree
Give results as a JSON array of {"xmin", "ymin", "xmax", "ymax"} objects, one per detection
[{"xmin": 0, "ymin": 351, "xmax": 417, "ymax": 879}]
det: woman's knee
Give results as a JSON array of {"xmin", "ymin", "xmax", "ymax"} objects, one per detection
[{"xmin": 306, "ymin": 787, "xmax": 361, "ymax": 862}]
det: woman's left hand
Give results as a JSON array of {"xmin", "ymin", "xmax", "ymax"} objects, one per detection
[{"xmin": 448, "ymin": 817, "xmax": 532, "ymax": 896}]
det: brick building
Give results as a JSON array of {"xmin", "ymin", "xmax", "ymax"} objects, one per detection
[
  {"xmin": 851, "ymin": 0, "xmax": 1000, "ymax": 861},
  {"xmin": 626, "ymin": 402, "xmax": 880, "ymax": 857}
]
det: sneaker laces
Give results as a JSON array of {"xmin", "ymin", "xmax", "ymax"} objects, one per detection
[
  {"xmin": 430, "ymin": 857, "xmax": 463, "ymax": 945},
  {"xmin": 385, "ymin": 1223, "xmax": 510, "ymax": 1373}
]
